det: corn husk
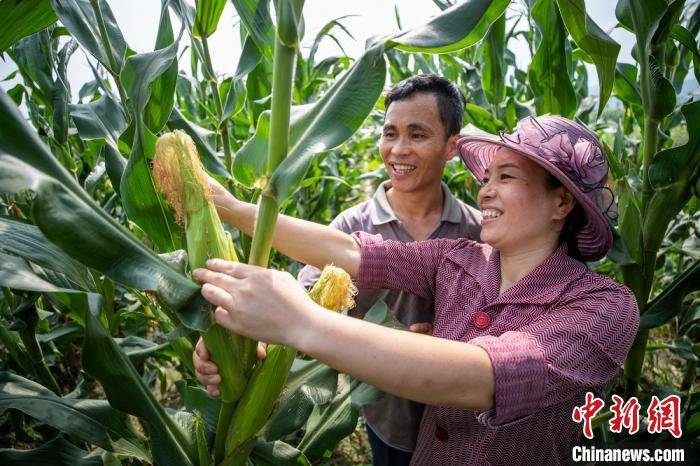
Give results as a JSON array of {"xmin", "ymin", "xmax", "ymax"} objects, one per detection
[
  {"xmin": 224, "ymin": 265, "xmax": 356, "ymax": 458},
  {"xmin": 153, "ymin": 130, "xmax": 247, "ymax": 403}
]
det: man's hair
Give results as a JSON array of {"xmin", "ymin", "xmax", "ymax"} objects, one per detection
[{"xmin": 384, "ymin": 74, "xmax": 466, "ymax": 138}]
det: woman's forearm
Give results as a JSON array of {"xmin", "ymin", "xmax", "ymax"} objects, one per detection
[
  {"xmin": 293, "ymin": 307, "xmax": 495, "ymax": 410},
  {"xmin": 218, "ymin": 196, "xmax": 360, "ymax": 276}
]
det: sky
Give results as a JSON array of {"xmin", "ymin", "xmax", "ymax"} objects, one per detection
[{"xmin": 0, "ymin": 0, "xmax": 657, "ymax": 100}]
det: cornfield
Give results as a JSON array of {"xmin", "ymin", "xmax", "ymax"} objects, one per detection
[{"xmin": 0, "ymin": 0, "xmax": 698, "ymax": 464}]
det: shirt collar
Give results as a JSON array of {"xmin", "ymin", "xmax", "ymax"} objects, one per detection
[
  {"xmin": 369, "ymin": 180, "xmax": 464, "ymax": 226},
  {"xmin": 448, "ymin": 242, "xmax": 587, "ymax": 306}
]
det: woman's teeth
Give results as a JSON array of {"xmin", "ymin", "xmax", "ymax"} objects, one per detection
[
  {"xmin": 482, "ymin": 209, "xmax": 502, "ymax": 219},
  {"xmin": 391, "ymin": 163, "xmax": 416, "ymax": 174}
]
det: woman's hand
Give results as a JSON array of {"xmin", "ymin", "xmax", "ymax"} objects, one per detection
[
  {"xmin": 193, "ymin": 259, "xmax": 320, "ymax": 347},
  {"xmin": 206, "ymin": 175, "xmax": 239, "ymax": 221}
]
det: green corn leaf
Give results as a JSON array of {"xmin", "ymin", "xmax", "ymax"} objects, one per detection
[
  {"xmin": 640, "ymin": 262, "xmax": 700, "ymax": 329},
  {"xmin": 82, "ymin": 300, "xmax": 197, "ymax": 466},
  {"xmin": 616, "ymin": 183, "xmax": 643, "ymax": 265},
  {"xmin": 647, "ymin": 56, "xmax": 676, "ymax": 120},
  {"xmin": 49, "ymin": 0, "xmax": 128, "ymax": 74},
  {"xmin": 0, "ymin": 437, "xmax": 102, "ymax": 466},
  {"xmin": 0, "ymin": 216, "xmax": 93, "ymax": 290},
  {"xmin": 645, "ymin": 100, "xmax": 700, "ymax": 255},
  {"xmin": 193, "ymin": 0, "xmax": 227, "ymax": 39},
  {"xmin": 230, "ymin": 0, "xmax": 275, "ymax": 53},
  {"xmin": 120, "ymin": 38, "xmax": 182, "ymax": 252},
  {"xmin": 613, "ymin": 63, "xmax": 643, "ymax": 109},
  {"xmin": 670, "ymin": 24, "xmax": 700, "ymax": 60},
  {"xmin": 144, "ymin": 0, "xmax": 179, "ymax": 133},
  {"xmin": 250, "ymin": 438, "xmax": 310, "ymax": 466},
  {"xmin": 0, "ymin": 0, "xmax": 57, "ymax": 54},
  {"xmin": 69, "ymin": 93, "xmax": 128, "ymax": 146},
  {"xmin": 555, "ymin": 0, "xmax": 620, "ymax": 116},
  {"xmin": 0, "ymin": 90, "xmax": 210, "ymax": 331},
  {"xmin": 388, "ymin": 0, "xmax": 509, "ymax": 54},
  {"xmin": 528, "ymin": 0, "xmax": 577, "ymax": 118},
  {"xmin": 478, "ymin": 14, "xmax": 506, "ymax": 107},
  {"xmin": 0, "ymin": 372, "xmax": 151, "ymax": 461}
]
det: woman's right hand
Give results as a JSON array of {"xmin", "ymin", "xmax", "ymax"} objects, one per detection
[{"xmin": 206, "ymin": 175, "xmax": 238, "ymax": 220}]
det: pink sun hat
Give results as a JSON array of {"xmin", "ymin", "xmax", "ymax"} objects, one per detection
[{"xmin": 457, "ymin": 115, "xmax": 618, "ymax": 262}]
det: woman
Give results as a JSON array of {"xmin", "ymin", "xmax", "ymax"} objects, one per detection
[{"xmin": 193, "ymin": 115, "xmax": 639, "ymax": 465}]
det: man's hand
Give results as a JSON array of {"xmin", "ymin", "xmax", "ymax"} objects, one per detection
[
  {"xmin": 193, "ymin": 337, "xmax": 268, "ymax": 398},
  {"xmin": 409, "ymin": 322, "xmax": 433, "ymax": 335}
]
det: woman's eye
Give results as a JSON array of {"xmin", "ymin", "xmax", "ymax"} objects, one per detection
[{"xmin": 500, "ymin": 174, "xmax": 513, "ymax": 180}]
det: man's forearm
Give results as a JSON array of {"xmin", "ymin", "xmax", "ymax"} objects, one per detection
[
  {"xmin": 293, "ymin": 307, "xmax": 495, "ymax": 410},
  {"xmin": 219, "ymin": 197, "xmax": 360, "ymax": 276}
]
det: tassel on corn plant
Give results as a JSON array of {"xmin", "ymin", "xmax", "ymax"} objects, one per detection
[
  {"xmin": 153, "ymin": 130, "xmax": 252, "ymax": 461},
  {"xmin": 223, "ymin": 265, "xmax": 356, "ymax": 463}
]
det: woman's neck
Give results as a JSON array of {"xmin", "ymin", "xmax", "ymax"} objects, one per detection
[{"xmin": 498, "ymin": 239, "xmax": 559, "ymax": 295}]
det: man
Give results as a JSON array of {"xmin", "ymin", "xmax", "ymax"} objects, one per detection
[{"xmin": 298, "ymin": 74, "xmax": 482, "ymax": 465}]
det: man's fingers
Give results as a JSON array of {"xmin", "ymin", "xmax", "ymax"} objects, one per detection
[
  {"xmin": 256, "ymin": 341, "xmax": 268, "ymax": 360},
  {"xmin": 205, "ymin": 259, "xmax": 260, "ymax": 279},
  {"xmin": 195, "ymin": 337, "xmax": 209, "ymax": 360},
  {"xmin": 409, "ymin": 322, "xmax": 433, "ymax": 335}
]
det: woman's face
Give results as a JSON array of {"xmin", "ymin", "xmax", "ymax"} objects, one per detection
[{"xmin": 477, "ymin": 148, "xmax": 572, "ymax": 253}]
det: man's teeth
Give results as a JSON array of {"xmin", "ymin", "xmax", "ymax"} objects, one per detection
[
  {"xmin": 482, "ymin": 209, "xmax": 502, "ymax": 219},
  {"xmin": 392, "ymin": 163, "xmax": 416, "ymax": 174}
]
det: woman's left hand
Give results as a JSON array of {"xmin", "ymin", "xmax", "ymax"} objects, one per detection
[{"xmin": 193, "ymin": 259, "xmax": 319, "ymax": 346}]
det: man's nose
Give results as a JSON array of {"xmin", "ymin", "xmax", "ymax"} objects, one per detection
[{"xmin": 391, "ymin": 137, "xmax": 411, "ymax": 156}]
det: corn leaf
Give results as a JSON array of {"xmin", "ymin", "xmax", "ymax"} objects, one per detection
[
  {"xmin": 528, "ymin": 0, "xmax": 577, "ymax": 118},
  {"xmin": 640, "ymin": 262, "xmax": 700, "ymax": 329},
  {"xmin": 230, "ymin": 0, "xmax": 275, "ymax": 54},
  {"xmin": 388, "ymin": 0, "xmax": 509, "ymax": 54},
  {"xmin": 478, "ymin": 14, "xmax": 506, "ymax": 107},
  {"xmin": 193, "ymin": 0, "xmax": 227, "ymax": 39},
  {"xmin": 82, "ymin": 300, "xmax": 197, "ymax": 466},
  {"xmin": 144, "ymin": 0, "xmax": 179, "ymax": 133},
  {"xmin": 555, "ymin": 0, "xmax": 620, "ymax": 116},
  {"xmin": 0, "ymin": 90, "xmax": 210, "ymax": 331},
  {"xmin": 0, "ymin": 372, "xmax": 151, "ymax": 461},
  {"xmin": 644, "ymin": 100, "xmax": 700, "ymax": 253},
  {"xmin": 0, "ymin": 437, "xmax": 101, "ymax": 466},
  {"xmin": 69, "ymin": 93, "xmax": 128, "ymax": 146},
  {"xmin": 49, "ymin": 0, "xmax": 127, "ymax": 74},
  {"xmin": 0, "ymin": 0, "xmax": 57, "ymax": 54},
  {"xmin": 120, "ymin": 38, "xmax": 182, "ymax": 252}
]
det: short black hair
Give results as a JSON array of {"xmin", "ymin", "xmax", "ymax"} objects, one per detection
[{"xmin": 384, "ymin": 74, "xmax": 466, "ymax": 138}]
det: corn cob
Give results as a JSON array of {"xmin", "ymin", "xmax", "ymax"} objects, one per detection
[
  {"xmin": 152, "ymin": 130, "xmax": 249, "ymax": 403},
  {"xmin": 223, "ymin": 265, "xmax": 357, "ymax": 460}
]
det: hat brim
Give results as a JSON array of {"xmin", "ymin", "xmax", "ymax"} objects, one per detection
[{"xmin": 457, "ymin": 136, "xmax": 613, "ymax": 261}]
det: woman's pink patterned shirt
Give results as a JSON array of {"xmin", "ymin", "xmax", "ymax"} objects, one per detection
[{"xmin": 354, "ymin": 233, "xmax": 639, "ymax": 465}]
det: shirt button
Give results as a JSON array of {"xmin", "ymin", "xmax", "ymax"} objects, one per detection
[
  {"xmin": 473, "ymin": 311, "xmax": 491, "ymax": 329},
  {"xmin": 435, "ymin": 425, "xmax": 449, "ymax": 442}
]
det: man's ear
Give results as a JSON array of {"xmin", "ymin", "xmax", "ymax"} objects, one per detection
[
  {"xmin": 554, "ymin": 188, "xmax": 576, "ymax": 220},
  {"xmin": 446, "ymin": 133, "xmax": 460, "ymax": 161}
]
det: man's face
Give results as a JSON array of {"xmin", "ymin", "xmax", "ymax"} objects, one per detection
[{"xmin": 379, "ymin": 92, "xmax": 457, "ymax": 194}]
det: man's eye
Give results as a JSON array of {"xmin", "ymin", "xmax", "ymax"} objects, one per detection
[{"xmin": 412, "ymin": 133, "xmax": 426, "ymax": 139}]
